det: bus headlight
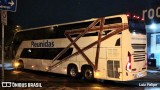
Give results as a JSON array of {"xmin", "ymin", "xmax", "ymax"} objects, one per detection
[{"xmin": 13, "ymin": 62, "xmax": 20, "ymax": 68}]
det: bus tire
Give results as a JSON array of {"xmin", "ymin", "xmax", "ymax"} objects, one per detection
[
  {"xmin": 82, "ymin": 66, "xmax": 94, "ymax": 81},
  {"xmin": 17, "ymin": 60, "xmax": 24, "ymax": 71},
  {"xmin": 67, "ymin": 65, "xmax": 79, "ymax": 79}
]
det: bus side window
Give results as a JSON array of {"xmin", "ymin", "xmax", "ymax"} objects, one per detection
[
  {"xmin": 103, "ymin": 30, "xmax": 112, "ymax": 35},
  {"xmin": 115, "ymin": 38, "xmax": 120, "ymax": 46},
  {"xmin": 58, "ymin": 48, "xmax": 73, "ymax": 60}
]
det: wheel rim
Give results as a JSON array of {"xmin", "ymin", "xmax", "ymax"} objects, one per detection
[
  {"xmin": 84, "ymin": 69, "xmax": 93, "ymax": 79},
  {"xmin": 70, "ymin": 68, "xmax": 76, "ymax": 77}
]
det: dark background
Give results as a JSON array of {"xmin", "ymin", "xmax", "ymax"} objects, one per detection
[
  {"xmin": 0, "ymin": 0, "xmax": 160, "ymax": 53},
  {"xmin": 7, "ymin": 0, "xmax": 155, "ymax": 29}
]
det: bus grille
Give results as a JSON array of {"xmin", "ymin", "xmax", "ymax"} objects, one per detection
[
  {"xmin": 132, "ymin": 44, "xmax": 146, "ymax": 62},
  {"xmin": 133, "ymin": 51, "xmax": 146, "ymax": 62}
]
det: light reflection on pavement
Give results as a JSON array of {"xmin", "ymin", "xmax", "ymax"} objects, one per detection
[
  {"xmin": 0, "ymin": 63, "xmax": 13, "ymax": 70},
  {"xmin": 1, "ymin": 62, "xmax": 160, "ymax": 90}
]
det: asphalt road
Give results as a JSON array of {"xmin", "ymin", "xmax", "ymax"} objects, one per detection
[{"xmin": 1, "ymin": 63, "xmax": 160, "ymax": 90}]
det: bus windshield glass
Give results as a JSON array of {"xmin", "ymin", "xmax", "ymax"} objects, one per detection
[{"xmin": 128, "ymin": 18, "xmax": 146, "ymax": 35}]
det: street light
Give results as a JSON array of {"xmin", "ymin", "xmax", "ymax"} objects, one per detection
[
  {"xmin": 15, "ymin": 29, "xmax": 20, "ymax": 32},
  {"xmin": 149, "ymin": 23, "xmax": 156, "ymax": 30},
  {"xmin": 16, "ymin": 25, "xmax": 20, "ymax": 28},
  {"xmin": 16, "ymin": 25, "xmax": 21, "ymax": 29},
  {"xmin": 14, "ymin": 25, "xmax": 21, "ymax": 34}
]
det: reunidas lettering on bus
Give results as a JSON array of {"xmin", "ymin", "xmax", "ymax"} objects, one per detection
[{"xmin": 31, "ymin": 40, "xmax": 54, "ymax": 47}]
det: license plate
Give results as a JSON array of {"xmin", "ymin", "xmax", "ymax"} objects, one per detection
[{"xmin": 137, "ymin": 73, "xmax": 143, "ymax": 78}]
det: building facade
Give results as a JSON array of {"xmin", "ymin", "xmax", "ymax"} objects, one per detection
[{"xmin": 143, "ymin": 1, "xmax": 160, "ymax": 67}]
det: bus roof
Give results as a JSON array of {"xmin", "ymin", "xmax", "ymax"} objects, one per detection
[{"xmin": 19, "ymin": 14, "xmax": 127, "ymax": 32}]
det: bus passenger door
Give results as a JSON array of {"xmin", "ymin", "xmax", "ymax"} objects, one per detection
[{"xmin": 106, "ymin": 48, "xmax": 122, "ymax": 80}]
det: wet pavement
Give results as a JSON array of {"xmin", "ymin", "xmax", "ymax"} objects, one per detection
[{"xmin": 1, "ymin": 60, "xmax": 160, "ymax": 90}]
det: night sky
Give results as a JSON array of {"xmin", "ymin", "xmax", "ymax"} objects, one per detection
[{"xmin": 8, "ymin": 0, "xmax": 155, "ymax": 29}]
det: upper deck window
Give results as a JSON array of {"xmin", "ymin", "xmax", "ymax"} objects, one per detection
[
  {"xmin": 128, "ymin": 18, "xmax": 146, "ymax": 35},
  {"xmin": 105, "ymin": 17, "xmax": 122, "ymax": 25}
]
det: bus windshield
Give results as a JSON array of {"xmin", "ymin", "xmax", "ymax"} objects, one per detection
[{"xmin": 128, "ymin": 18, "xmax": 146, "ymax": 35}]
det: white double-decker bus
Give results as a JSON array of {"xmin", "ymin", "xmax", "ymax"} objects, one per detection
[{"xmin": 12, "ymin": 14, "xmax": 147, "ymax": 81}]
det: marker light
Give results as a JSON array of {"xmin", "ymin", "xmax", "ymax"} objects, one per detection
[
  {"xmin": 45, "ymin": 67, "xmax": 49, "ymax": 70},
  {"xmin": 127, "ymin": 14, "xmax": 130, "ymax": 17},
  {"xmin": 133, "ymin": 15, "xmax": 136, "ymax": 18},
  {"xmin": 63, "ymin": 67, "xmax": 67, "ymax": 72},
  {"xmin": 141, "ymin": 18, "xmax": 144, "ymax": 21},
  {"xmin": 95, "ymin": 70, "xmax": 100, "ymax": 77}
]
